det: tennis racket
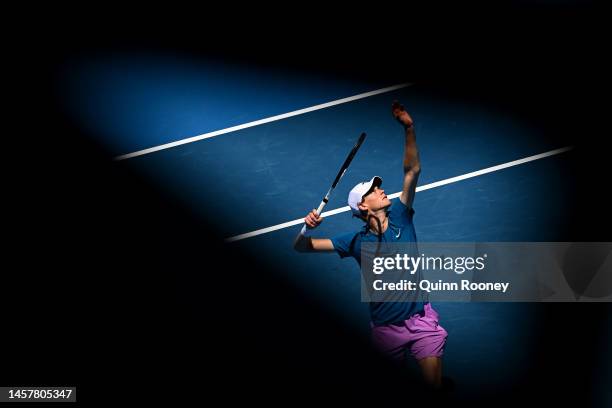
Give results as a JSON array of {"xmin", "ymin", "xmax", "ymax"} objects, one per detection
[{"xmin": 298, "ymin": 132, "xmax": 367, "ymax": 236}]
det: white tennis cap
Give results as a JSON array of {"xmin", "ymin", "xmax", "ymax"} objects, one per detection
[{"xmin": 348, "ymin": 176, "xmax": 382, "ymax": 216}]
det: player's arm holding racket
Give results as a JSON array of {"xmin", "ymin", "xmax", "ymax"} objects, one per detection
[
  {"xmin": 293, "ymin": 132, "xmax": 367, "ymax": 252},
  {"xmin": 392, "ymin": 101, "xmax": 421, "ymax": 209}
]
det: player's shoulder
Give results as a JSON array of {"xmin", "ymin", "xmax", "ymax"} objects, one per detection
[
  {"xmin": 332, "ymin": 229, "xmax": 363, "ymax": 245},
  {"xmin": 330, "ymin": 229, "xmax": 365, "ymax": 258}
]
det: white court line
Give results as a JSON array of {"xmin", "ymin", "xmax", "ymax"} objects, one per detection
[
  {"xmin": 114, "ymin": 83, "xmax": 412, "ymax": 161},
  {"xmin": 225, "ymin": 146, "xmax": 574, "ymax": 243}
]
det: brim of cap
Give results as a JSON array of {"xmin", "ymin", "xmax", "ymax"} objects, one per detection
[{"xmin": 363, "ymin": 176, "xmax": 383, "ymax": 198}]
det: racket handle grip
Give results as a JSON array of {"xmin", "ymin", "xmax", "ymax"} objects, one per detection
[
  {"xmin": 299, "ymin": 224, "xmax": 308, "ymax": 236},
  {"xmin": 315, "ymin": 201, "xmax": 327, "ymax": 214},
  {"xmin": 299, "ymin": 200, "xmax": 328, "ymax": 236}
]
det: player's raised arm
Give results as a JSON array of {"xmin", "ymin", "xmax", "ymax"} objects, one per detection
[
  {"xmin": 392, "ymin": 101, "xmax": 421, "ymax": 209},
  {"xmin": 293, "ymin": 209, "xmax": 334, "ymax": 252}
]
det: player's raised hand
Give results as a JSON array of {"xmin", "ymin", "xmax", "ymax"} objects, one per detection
[{"xmin": 392, "ymin": 100, "xmax": 414, "ymax": 128}]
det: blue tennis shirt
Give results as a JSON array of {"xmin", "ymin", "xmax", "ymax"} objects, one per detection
[{"xmin": 331, "ymin": 199, "xmax": 425, "ymax": 326}]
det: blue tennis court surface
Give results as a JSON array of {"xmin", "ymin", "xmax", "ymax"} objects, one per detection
[
  {"xmin": 62, "ymin": 58, "xmax": 576, "ymax": 398},
  {"xmin": 60, "ymin": 54, "xmax": 391, "ymax": 156}
]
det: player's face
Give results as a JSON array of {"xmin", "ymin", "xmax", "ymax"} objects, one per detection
[{"xmin": 362, "ymin": 186, "xmax": 391, "ymax": 212}]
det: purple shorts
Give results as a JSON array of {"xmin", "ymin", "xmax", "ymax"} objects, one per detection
[{"xmin": 371, "ymin": 303, "xmax": 448, "ymax": 362}]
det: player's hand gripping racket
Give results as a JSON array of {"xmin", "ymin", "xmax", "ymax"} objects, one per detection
[{"xmin": 298, "ymin": 132, "xmax": 367, "ymax": 236}]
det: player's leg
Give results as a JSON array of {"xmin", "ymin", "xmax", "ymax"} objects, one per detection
[
  {"xmin": 406, "ymin": 303, "xmax": 448, "ymax": 388},
  {"xmin": 417, "ymin": 356, "xmax": 442, "ymax": 388}
]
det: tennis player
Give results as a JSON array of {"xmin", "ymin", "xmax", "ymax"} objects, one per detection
[{"xmin": 293, "ymin": 101, "xmax": 447, "ymax": 389}]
